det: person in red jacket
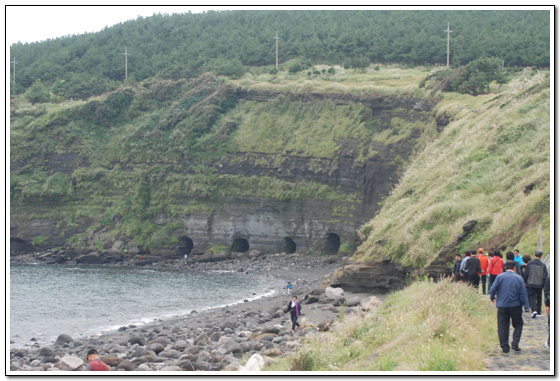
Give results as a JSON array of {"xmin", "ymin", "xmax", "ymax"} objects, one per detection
[
  {"xmin": 476, "ymin": 248, "xmax": 490, "ymax": 294},
  {"xmin": 85, "ymin": 349, "xmax": 109, "ymax": 371},
  {"xmin": 488, "ymin": 250, "xmax": 504, "ymax": 291}
]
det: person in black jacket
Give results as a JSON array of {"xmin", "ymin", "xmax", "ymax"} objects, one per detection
[
  {"xmin": 524, "ymin": 251, "xmax": 548, "ymax": 318},
  {"xmin": 504, "ymin": 251, "xmax": 522, "ymax": 276},
  {"xmin": 287, "ymin": 295, "xmax": 302, "ymax": 333},
  {"xmin": 452, "ymin": 253, "xmax": 463, "ymax": 282},
  {"xmin": 464, "ymin": 250, "xmax": 482, "ymax": 289}
]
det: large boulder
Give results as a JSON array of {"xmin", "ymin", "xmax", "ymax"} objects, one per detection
[
  {"xmin": 324, "ymin": 287, "xmax": 344, "ymax": 300},
  {"xmin": 54, "ymin": 334, "xmax": 73, "ymax": 346},
  {"xmin": 324, "ymin": 261, "xmax": 414, "ymax": 293},
  {"xmin": 59, "ymin": 355, "xmax": 84, "ymax": 371},
  {"xmin": 238, "ymin": 353, "xmax": 264, "ymax": 371}
]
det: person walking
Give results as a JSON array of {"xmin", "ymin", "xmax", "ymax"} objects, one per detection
[
  {"xmin": 489, "ymin": 261, "xmax": 527, "ymax": 353},
  {"xmin": 464, "ymin": 250, "xmax": 481, "ymax": 289},
  {"xmin": 513, "ymin": 249, "xmax": 524, "ymax": 268},
  {"xmin": 184, "ymin": 254, "xmax": 188, "ymax": 264},
  {"xmin": 520, "ymin": 254, "xmax": 532, "ymax": 312},
  {"xmin": 504, "ymin": 251, "xmax": 522, "ymax": 275},
  {"xmin": 476, "ymin": 248, "xmax": 490, "ymax": 294},
  {"xmin": 488, "ymin": 250, "xmax": 504, "ymax": 291},
  {"xmin": 287, "ymin": 295, "xmax": 302, "ymax": 333},
  {"xmin": 460, "ymin": 251, "xmax": 471, "ymax": 282},
  {"xmin": 452, "ymin": 253, "xmax": 463, "ymax": 282},
  {"xmin": 524, "ymin": 250, "xmax": 548, "ymax": 318}
]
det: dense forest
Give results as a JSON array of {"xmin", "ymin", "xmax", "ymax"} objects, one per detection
[{"xmin": 9, "ymin": 9, "xmax": 549, "ymax": 100}]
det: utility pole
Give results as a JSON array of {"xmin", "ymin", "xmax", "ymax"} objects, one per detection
[
  {"xmin": 274, "ymin": 31, "xmax": 280, "ymax": 70},
  {"xmin": 123, "ymin": 47, "xmax": 130, "ymax": 80},
  {"xmin": 11, "ymin": 57, "xmax": 18, "ymax": 84},
  {"xmin": 444, "ymin": 22, "xmax": 452, "ymax": 67}
]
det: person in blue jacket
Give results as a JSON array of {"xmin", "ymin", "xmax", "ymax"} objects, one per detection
[
  {"xmin": 489, "ymin": 261, "xmax": 527, "ymax": 353},
  {"xmin": 513, "ymin": 249, "xmax": 524, "ymax": 267}
]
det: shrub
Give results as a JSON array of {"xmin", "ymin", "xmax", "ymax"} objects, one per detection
[
  {"xmin": 25, "ymin": 79, "xmax": 51, "ymax": 104},
  {"xmin": 33, "ymin": 235, "xmax": 49, "ymax": 247}
]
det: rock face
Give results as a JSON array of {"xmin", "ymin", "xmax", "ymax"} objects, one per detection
[
  {"xmin": 324, "ymin": 261, "xmax": 415, "ymax": 293},
  {"xmin": 10, "ymin": 90, "xmax": 438, "ymax": 259}
]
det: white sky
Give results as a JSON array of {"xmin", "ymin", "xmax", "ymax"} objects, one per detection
[{"xmin": 6, "ymin": 6, "xmax": 211, "ymax": 46}]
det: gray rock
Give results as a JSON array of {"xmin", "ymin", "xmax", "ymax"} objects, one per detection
[
  {"xmin": 144, "ymin": 355, "xmax": 168, "ymax": 362},
  {"xmin": 346, "ymin": 296, "xmax": 363, "ymax": 307},
  {"xmin": 131, "ymin": 346, "xmax": 150, "ymax": 358},
  {"xmin": 160, "ymin": 349, "xmax": 181, "ymax": 359},
  {"xmin": 173, "ymin": 340, "xmax": 188, "ymax": 350},
  {"xmin": 179, "ymin": 361, "xmax": 196, "ymax": 371},
  {"xmin": 193, "ymin": 332, "xmax": 209, "ymax": 346},
  {"xmin": 209, "ymin": 331, "xmax": 221, "ymax": 342},
  {"xmin": 54, "ymin": 334, "xmax": 73, "ymax": 346},
  {"xmin": 115, "ymin": 359, "xmax": 134, "ymax": 371},
  {"xmin": 136, "ymin": 363, "xmax": 152, "ymax": 371},
  {"xmin": 226, "ymin": 344, "xmax": 242, "ymax": 354},
  {"xmin": 160, "ymin": 365, "xmax": 181, "ymax": 371},
  {"xmin": 148, "ymin": 337, "xmax": 170, "ymax": 346},
  {"xmin": 128, "ymin": 336, "xmax": 146, "ymax": 346},
  {"xmin": 39, "ymin": 347, "xmax": 54, "ymax": 357},
  {"xmin": 263, "ymin": 325, "xmax": 280, "ymax": 334},
  {"xmin": 272, "ymin": 336, "xmax": 284, "ymax": 344},
  {"xmin": 333, "ymin": 297, "xmax": 347, "ymax": 307},
  {"xmin": 146, "ymin": 342, "xmax": 165, "ymax": 354},
  {"xmin": 324, "ymin": 287, "xmax": 344, "ymax": 299},
  {"xmin": 59, "ymin": 355, "xmax": 83, "ymax": 370}
]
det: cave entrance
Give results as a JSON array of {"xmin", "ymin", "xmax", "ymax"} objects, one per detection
[
  {"xmin": 324, "ymin": 233, "xmax": 341, "ymax": 254},
  {"xmin": 231, "ymin": 238, "xmax": 250, "ymax": 253},
  {"xmin": 282, "ymin": 237, "xmax": 297, "ymax": 254},
  {"xmin": 10, "ymin": 237, "xmax": 33, "ymax": 252},
  {"xmin": 177, "ymin": 236, "xmax": 194, "ymax": 255}
]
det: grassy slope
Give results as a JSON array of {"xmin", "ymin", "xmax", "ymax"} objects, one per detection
[
  {"xmin": 265, "ymin": 278, "xmax": 495, "ymax": 371},
  {"xmin": 354, "ymin": 68, "xmax": 551, "ymax": 266}
]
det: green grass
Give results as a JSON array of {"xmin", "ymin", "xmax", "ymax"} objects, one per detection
[
  {"xmin": 264, "ymin": 278, "xmax": 495, "ymax": 372},
  {"xmin": 354, "ymin": 68, "xmax": 550, "ymax": 265}
]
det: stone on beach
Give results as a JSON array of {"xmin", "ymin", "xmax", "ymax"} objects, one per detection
[
  {"xmin": 59, "ymin": 355, "xmax": 84, "ymax": 370},
  {"xmin": 238, "ymin": 353, "xmax": 265, "ymax": 371},
  {"xmin": 54, "ymin": 334, "xmax": 73, "ymax": 345},
  {"xmin": 324, "ymin": 287, "xmax": 344, "ymax": 299},
  {"xmin": 115, "ymin": 359, "xmax": 134, "ymax": 371}
]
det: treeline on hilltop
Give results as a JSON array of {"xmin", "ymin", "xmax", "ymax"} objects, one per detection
[{"xmin": 10, "ymin": 9, "xmax": 549, "ymax": 100}]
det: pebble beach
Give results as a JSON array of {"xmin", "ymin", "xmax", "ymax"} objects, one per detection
[{"xmin": 9, "ymin": 254, "xmax": 382, "ymax": 372}]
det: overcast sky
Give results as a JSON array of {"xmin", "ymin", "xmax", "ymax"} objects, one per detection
[{"xmin": 6, "ymin": 6, "xmax": 211, "ymax": 46}]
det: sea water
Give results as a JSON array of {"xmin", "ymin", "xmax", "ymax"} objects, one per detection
[{"xmin": 9, "ymin": 264, "xmax": 284, "ymax": 348}]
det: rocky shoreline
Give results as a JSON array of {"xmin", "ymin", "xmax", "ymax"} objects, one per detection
[{"xmin": 9, "ymin": 253, "xmax": 384, "ymax": 372}]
